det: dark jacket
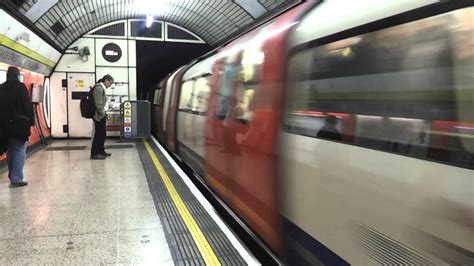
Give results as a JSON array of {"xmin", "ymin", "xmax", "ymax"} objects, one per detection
[{"xmin": 0, "ymin": 80, "xmax": 35, "ymax": 141}]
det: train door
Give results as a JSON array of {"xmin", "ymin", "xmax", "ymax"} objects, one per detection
[
  {"xmin": 228, "ymin": 45, "xmax": 282, "ymax": 253},
  {"xmin": 67, "ymin": 73, "xmax": 95, "ymax": 137},
  {"xmin": 206, "ymin": 57, "xmax": 236, "ymax": 204},
  {"xmin": 191, "ymin": 75, "xmax": 212, "ymax": 175},
  {"xmin": 205, "ymin": 9, "xmax": 311, "ymax": 250},
  {"xmin": 157, "ymin": 79, "xmax": 168, "ymax": 141},
  {"xmin": 150, "ymin": 86, "xmax": 161, "ymax": 136},
  {"xmin": 163, "ymin": 69, "xmax": 179, "ymax": 135},
  {"xmin": 166, "ymin": 67, "xmax": 186, "ymax": 152},
  {"xmin": 206, "ymin": 44, "xmax": 282, "ymax": 252}
]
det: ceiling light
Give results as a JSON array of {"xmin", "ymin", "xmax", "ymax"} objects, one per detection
[{"xmin": 146, "ymin": 15, "xmax": 153, "ymax": 27}]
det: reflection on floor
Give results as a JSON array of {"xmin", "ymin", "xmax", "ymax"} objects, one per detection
[{"xmin": 0, "ymin": 139, "xmax": 173, "ymax": 265}]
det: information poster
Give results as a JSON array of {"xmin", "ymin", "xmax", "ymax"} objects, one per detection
[{"xmin": 123, "ymin": 102, "xmax": 132, "ymax": 138}]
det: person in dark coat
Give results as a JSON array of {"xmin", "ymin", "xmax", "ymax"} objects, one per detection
[
  {"xmin": 90, "ymin": 74, "xmax": 114, "ymax": 160},
  {"xmin": 0, "ymin": 66, "xmax": 34, "ymax": 187}
]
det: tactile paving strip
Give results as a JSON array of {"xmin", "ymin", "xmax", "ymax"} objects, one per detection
[
  {"xmin": 136, "ymin": 140, "xmax": 247, "ymax": 266},
  {"xmin": 104, "ymin": 144, "xmax": 135, "ymax": 149},
  {"xmin": 45, "ymin": 146, "xmax": 87, "ymax": 151}
]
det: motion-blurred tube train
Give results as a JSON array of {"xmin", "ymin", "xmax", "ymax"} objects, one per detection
[{"xmin": 149, "ymin": 1, "xmax": 473, "ymax": 264}]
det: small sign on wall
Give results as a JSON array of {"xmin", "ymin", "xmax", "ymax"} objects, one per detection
[
  {"xmin": 76, "ymin": 80, "xmax": 85, "ymax": 88},
  {"xmin": 95, "ymin": 39, "xmax": 128, "ymax": 66},
  {"xmin": 102, "ymin": 43, "xmax": 122, "ymax": 63}
]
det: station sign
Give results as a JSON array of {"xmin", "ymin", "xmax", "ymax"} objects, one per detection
[{"xmin": 102, "ymin": 43, "xmax": 122, "ymax": 63}]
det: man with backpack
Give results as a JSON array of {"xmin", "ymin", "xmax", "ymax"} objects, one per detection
[{"xmin": 90, "ymin": 74, "xmax": 114, "ymax": 160}]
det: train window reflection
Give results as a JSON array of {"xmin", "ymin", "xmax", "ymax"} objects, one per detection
[
  {"xmin": 233, "ymin": 45, "xmax": 263, "ymax": 124},
  {"xmin": 285, "ymin": 8, "xmax": 474, "ymax": 169},
  {"xmin": 179, "ymin": 80, "xmax": 194, "ymax": 110},
  {"xmin": 216, "ymin": 63, "xmax": 238, "ymax": 120},
  {"xmin": 153, "ymin": 89, "xmax": 161, "ymax": 105},
  {"xmin": 170, "ymin": 78, "xmax": 178, "ymax": 109},
  {"xmin": 179, "ymin": 77, "xmax": 211, "ymax": 115},
  {"xmin": 234, "ymin": 86, "xmax": 255, "ymax": 124},
  {"xmin": 192, "ymin": 77, "xmax": 210, "ymax": 114}
]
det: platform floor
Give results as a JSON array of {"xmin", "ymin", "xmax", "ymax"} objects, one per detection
[{"xmin": 0, "ymin": 138, "xmax": 255, "ymax": 265}]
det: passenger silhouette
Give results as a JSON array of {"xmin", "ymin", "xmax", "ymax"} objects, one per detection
[{"xmin": 316, "ymin": 115, "xmax": 342, "ymax": 141}]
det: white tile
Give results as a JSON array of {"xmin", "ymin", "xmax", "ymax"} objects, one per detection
[
  {"xmin": 0, "ymin": 139, "xmax": 176, "ymax": 264},
  {"xmin": 117, "ymin": 229, "xmax": 173, "ymax": 265},
  {"xmin": 62, "ymin": 232, "xmax": 118, "ymax": 264},
  {"xmin": 0, "ymin": 236, "xmax": 68, "ymax": 264}
]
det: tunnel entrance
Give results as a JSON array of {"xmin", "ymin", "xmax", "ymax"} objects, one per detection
[{"xmin": 136, "ymin": 41, "xmax": 211, "ymax": 100}]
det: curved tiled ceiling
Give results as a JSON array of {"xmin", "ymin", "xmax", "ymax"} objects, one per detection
[{"xmin": 4, "ymin": 0, "xmax": 301, "ymax": 51}]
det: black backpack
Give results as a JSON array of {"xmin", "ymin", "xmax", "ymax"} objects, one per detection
[{"xmin": 80, "ymin": 86, "xmax": 96, "ymax": 119}]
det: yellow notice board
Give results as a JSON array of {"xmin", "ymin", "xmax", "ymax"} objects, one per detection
[{"xmin": 77, "ymin": 80, "xmax": 85, "ymax": 88}]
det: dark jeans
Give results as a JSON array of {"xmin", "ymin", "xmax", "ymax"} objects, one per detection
[
  {"xmin": 91, "ymin": 118, "xmax": 106, "ymax": 156},
  {"xmin": 7, "ymin": 138, "xmax": 26, "ymax": 183}
]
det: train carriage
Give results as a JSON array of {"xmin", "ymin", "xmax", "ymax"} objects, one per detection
[
  {"xmin": 151, "ymin": 0, "xmax": 474, "ymax": 264},
  {"xmin": 281, "ymin": 1, "xmax": 473, "ymax": 264}
]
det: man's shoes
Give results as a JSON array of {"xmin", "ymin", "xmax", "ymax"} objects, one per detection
[
  {"xmin": 91, "ymin": 154, "xmax": 106, "ymax": 160},
  {"xmin": 102, "ymin": 152, "xmax": 111, "ymax": 157},
  {"xmin": 9, "ymin": 181, "xmax": 28, "ymax": 188}
]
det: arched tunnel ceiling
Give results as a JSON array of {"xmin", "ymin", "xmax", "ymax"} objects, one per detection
[{"xmin": 4, "ymin": 0, "xmax": 302, "ymax": 51}]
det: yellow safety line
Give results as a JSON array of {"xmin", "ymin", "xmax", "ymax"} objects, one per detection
[
  {"xmin": 143, "ymin": 140, "xmax": 221, "ymax": 266},
  {"xmin": 0, "ymin": 34, "xmax": 56, "ymax": 68}
]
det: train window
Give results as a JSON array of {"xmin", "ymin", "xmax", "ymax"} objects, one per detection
[
  {"xmin": 179, "ymin": 76, "xmax": 211, "ymax": 115},
  {"xmin": 233, "ymin": 45, "xmax": 263, "ymax": 124},
  {"xmin": 170, "ymin": 77, "xmax": 178, "ymax": 109},
  {"xmin": 216, "ymin": 63, "xmax": 238, "ymax": 120},
  {"xmin": 153, "ymin": 89, "xmax": 161, "ymax": 106},
  {"xmin": 234, "ymin": 85, "xmax": 255, "ymax": 124},
  {"xmin": 179, "ymin": 80, "xmax": 194, "ymax": 111},
  {"xmin": 285, "ymin": 7, "xmax": 474, "ymax": 169},
  {"xmin": 192, "ymin": 76, "xmax": 211, "ymax": 115}
]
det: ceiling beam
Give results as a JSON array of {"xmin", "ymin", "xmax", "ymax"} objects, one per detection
[{"xmin": 0, "ymin": 0, "xmax": 63, "ymax": 52}]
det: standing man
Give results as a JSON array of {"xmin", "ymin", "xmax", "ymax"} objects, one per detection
[
  {"xmin": 90, "ymin": 74, "xmax": 114, "ymax": 160},
  {"xmin": 0, "ymin": 67, "xmax": 34, "ymax": 187}
]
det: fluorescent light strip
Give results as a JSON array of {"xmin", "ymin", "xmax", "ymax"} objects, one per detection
[{"xmin": 25, "ymin": 0, "xmax": 59, "ymax": 23}]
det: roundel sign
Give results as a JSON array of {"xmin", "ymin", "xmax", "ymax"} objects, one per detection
[{"xmin": 102, "ymin": 43, "xmax": 122, "ymax": 62}]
